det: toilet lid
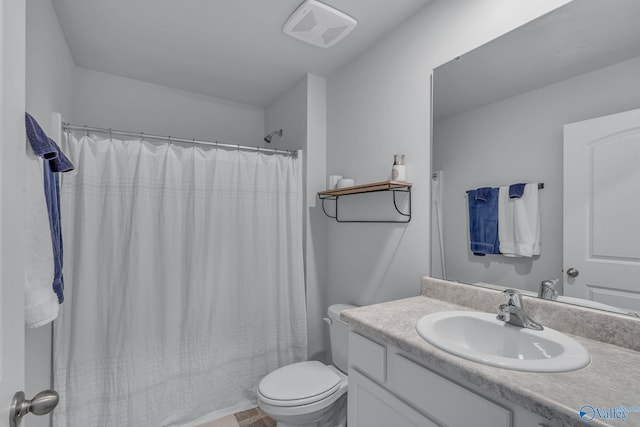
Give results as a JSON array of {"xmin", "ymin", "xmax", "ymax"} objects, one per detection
[{"xmin": 258, "ymin": 361, "xmax": 341, "ymax": 405}]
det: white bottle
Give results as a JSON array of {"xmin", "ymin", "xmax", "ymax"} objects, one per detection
[{"xmin": 392, "ymin": 154, "xmax": 406, "ymax": 181}]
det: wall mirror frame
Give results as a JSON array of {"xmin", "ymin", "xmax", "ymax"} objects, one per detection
[{"xmin": 430, "ymin": 0, "xmax": 640, "ymax": 316}]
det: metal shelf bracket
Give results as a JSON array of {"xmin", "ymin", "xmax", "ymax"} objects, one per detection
[{"xmin": 318, "ymin": 184, "xmax": 411, "ymax": 223}]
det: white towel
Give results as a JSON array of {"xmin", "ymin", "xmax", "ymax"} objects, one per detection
[
  {"xmin": 25, "ymin": 141, "xmax": 59, "ymax": 328},
  {"xmin": 498, "ymin": 183, "xmax": 540, "ymax": 257}
]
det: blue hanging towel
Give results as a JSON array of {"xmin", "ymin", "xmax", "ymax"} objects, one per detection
[
  {"xmin": 467, "ymin": 187, "xmax": 500, "ymax": 256},
  {"xmin": 508, "ymin": 183, "xmax": 526, "ymax": 199},
  {"xmin": 25, "ymin": 112, "xmax": 74, "ymax": 303}
]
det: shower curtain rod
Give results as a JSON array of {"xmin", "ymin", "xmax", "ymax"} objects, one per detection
[{"xmin": 61, "ymin": 123, "xmax": 298, "ymax": 157}]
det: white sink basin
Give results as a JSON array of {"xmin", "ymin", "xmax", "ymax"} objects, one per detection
[{"xmin": 415, "ymin": 311, "xmax": 590, "ymax": 372}]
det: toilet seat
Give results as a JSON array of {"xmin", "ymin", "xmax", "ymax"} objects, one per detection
[{"xmin": 258, "ymin": 361, "xmax": 342, "ymax": 407}]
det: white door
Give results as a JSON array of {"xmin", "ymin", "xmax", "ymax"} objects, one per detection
[
  {"xmin": 1, "ymin": 0, "xmax": 26, "ymax": 422},
  {"xmin": 563, "ymin": 107, "xmax": 640, "ymax": 312}
]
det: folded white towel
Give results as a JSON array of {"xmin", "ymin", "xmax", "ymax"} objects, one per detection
[
  {"xmin": 498, "ymin": 183, "xmax": 540, "ymax": 257},
  {"xmin": 25, "ymin": 141, "xmax": 59, "ymax": 328},
  {"xmin": 498, "ymin": 186, "xmax": 517, "ymax": 257}
]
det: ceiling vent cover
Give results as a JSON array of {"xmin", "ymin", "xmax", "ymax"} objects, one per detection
[{"xmin": 283, "ymin": 0, "xmax": 357, "ymax": 48}]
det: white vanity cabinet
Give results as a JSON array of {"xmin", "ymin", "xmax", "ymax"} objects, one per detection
[
  {"xmin": 349, "ymin": 369, "xmax": 439, "ymax": 427},
  {"xmin": 348, "ymin": 330, "xmax": 558, "ymax": 427}
]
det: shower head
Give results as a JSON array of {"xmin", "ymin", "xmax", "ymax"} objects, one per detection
[{"xmin": 264, "ymin": 129, "xmax": 283, "ymax": 143}]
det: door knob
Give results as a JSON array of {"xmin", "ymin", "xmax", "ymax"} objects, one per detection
[
  {"xmin": 566, "ymin": 267, "xmax": 580, "ymax": 278},
  {"xmin": 9, "ymin": 390, "xmax": 59, "ymax": 427}
]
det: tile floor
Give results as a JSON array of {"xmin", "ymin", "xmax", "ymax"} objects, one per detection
[{"xmin": 197, "ymin": 407, "xmax": 276, "ymax": 427}]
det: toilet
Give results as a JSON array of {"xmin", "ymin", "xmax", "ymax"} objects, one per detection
[{"xmin": 257, "ymin": 303, "xmax": 356, "ymax": 427}]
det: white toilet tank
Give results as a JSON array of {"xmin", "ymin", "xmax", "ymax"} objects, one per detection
[{"xmin": 327, "ymin": 304, "xmax": 357, "ymax": 373}]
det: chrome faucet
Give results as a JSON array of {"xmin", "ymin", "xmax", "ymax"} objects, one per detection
[
  {"xmin": 538, "ymin": 279, "xmax": 559, "ymax": 301},
  {"xmin": 497, "ymin": 289, "xmax": 543, "ymax": 330}
]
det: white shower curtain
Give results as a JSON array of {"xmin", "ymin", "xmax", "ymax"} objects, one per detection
[{"xmin": 53, "ymin": 133, "xmax": 307, "ymax": 426}]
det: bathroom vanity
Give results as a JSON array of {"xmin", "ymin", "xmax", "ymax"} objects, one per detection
[
  {"xmin": 342, "ymin": 277, "xmax": 640, "ymax": 427},
  {"xmin": 348, "ymin": 331, "xmax": 545, "ymax": 426}
]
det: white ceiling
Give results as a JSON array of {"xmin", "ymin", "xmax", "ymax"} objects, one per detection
[{"xmin": 52, "ymin": 0, "xmax": 432, "ymax": 108}]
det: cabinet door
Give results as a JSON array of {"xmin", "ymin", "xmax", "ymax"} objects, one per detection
[
  {"xmin": 393, "ymin": 354, "xmax": 511, "ymax": 427},
  {"xmin": 348, "ymin": 369, "xmax": 439, "ymax": 427}
]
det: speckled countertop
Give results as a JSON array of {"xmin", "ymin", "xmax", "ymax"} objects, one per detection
[{"xmin": 341, "ymin": 278, "xmax": 640, "ymax": 427}]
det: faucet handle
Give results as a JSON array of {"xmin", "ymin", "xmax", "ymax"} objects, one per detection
[
  {"xmin": 498, "ymin": 289, "xmax": 544, "ymax": 331},
  {"xmin": 538, "ymin": 279, "xmax": 559, "ymax": 300},
  {"xmin": 502, "ymin": 289, "xmax": 523, "ymax": 307}
]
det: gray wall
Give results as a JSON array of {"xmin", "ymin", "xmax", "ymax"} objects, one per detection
[
  {"xmin": 2, "ymin": 0, "xmax": 27, "ymax": 419},
  {"xmin": 325, "ymin": 0, "xmax": 571, "ymax": 308},
  {"xmin": 26, "ymin": 0, "xmax": 74, "ymax": 124},
  {"xmin": 432, "ymin": 55, "xmax": 640, "ymax": 293},
  {"xmin": 265, "ymin": 74, "xmax": 329, "ymax": 362},
  {"xmin": 25, "ymin": 1, "xmax": 74, "ymax": 425},
  {"xmin": 71, "ymin": 67, "xmax": 265, "ymax": 144}
]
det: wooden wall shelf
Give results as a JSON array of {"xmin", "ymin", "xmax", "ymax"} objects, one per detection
[{"xmin": 317, "ymin": 180, "xmax": 412, "ymax": 223}]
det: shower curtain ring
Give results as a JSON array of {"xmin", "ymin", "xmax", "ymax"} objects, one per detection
[
  {"xmin": 83, "ymin": 125, "xmax": 88, "ymax": 137},
  {"xmin": 108, "ymin": 128, "xmax": 112, "ymax": 141}
]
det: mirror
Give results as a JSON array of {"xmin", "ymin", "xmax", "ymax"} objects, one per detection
[{"xmin": 431, "ymin": 0, "xmax": 640, "ymax": 315}]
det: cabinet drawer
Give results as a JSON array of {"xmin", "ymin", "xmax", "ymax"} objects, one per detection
[
  {"xmin": 393, "ymin": 355, "xmax": 511, "ymax": 427},
  {"xmin": 349, "ymin": 331, "xmax": 386, "ymax": 383}
]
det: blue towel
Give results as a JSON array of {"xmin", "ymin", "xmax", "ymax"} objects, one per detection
[
  {"xmin": 509, "ymin": 183, "xmax": 526, "ymax": 199},
  {"xmin": 468, "ymin": 187, "xmax": 500, "ymax": 256},
  {"xmin": 25, "ymin": 113, "xmax": 73, "ymax": 172},
  {"xmin": 25, "ymin": 113, "xmax": 74, "ymax": 303}
]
